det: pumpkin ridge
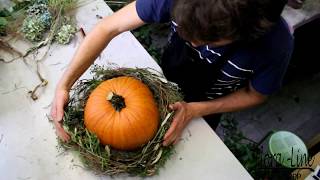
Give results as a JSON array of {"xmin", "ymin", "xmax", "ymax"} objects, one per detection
[
  {"xmin": 116, "ymin": 112, "xmax": 125, "ymax": 150},
  {"xmin": 99, "ymin": 116, "xmax": 114, "ymax": 145},
  {"xmin": 117, "ymin": 76, "xmax": 132, "ymax": 96},
  {"xmin": 122, "ymin": 110, "xmax": 142, "ymax": 149},
  {"xmin": 111, "ymin": 112, "xmax": 126, "ymax": 149},
  {"xmin": 108, "ymin": 79, "xmax": 119, "ymax": 96},
  {"xmin": 128, "ymin": 105, "xmax": 155, "ymax": 122},
  {"xmin": 103, "ymin": 112, "xmax": 117, "ymax": 146},
  {"xmin": 112, "ymin": 112, "xmax": 123, "ymax": 149},
  {"xmin": 124, "ymin": 108, "xmax": 151, "ymax": 147},
  {"xmin": 129, "ymin": 106, "xmax": 157, "ymax": 138},
  {"xmin": 97, "ymin": 81, "xmax": 113, "ymax": 93},
  {"xmin": 86, "ymin": 109, "xmax": 108, "ymax": 133},
  {"xmin": 127, "ymin": 98, "xmax": 158, "ymax": 116},
  {"xmin": 125, "ymin": 91, "xmax": 159, "ymax": 130},
  {"xmin": 113, "ymin": 77, "xmax": 131, "ymax": 94},
  {"xmin": 123, "ymin": 85, "xmax": 151, "ymax": 98},
  {"xmin": 119, "ymin": 77, "xmax": 150, "ymax": 97},
  {"xmin": 117, "ymin": 111, "xmax": 138, "ymax": 150},
  {"xmin": 92, "ymin": 110, "xmax": 115, "ymax": 140},
  {"xmin": 84, "ymin": 100, "xmax": 109, "ymax": 130}
]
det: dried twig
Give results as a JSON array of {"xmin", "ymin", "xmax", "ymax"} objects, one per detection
[
  {"xmin": 25, "ymin": 5, "xmax": 66, "ymax": 100},
  {"xmin": 1, "ymin": 1, "xmax": 77, "ymax": 101},
  {"xmin": 1, "ymin": 84, "xmax": 29, "ymax": 95},
  {"xmin": 0, "ymin": 39, "xmax": 25, "ymax": 63}
]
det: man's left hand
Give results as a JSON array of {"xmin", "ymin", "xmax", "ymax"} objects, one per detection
[{"xmin": 163, "ymin": 101, "xmax": 195, "ymax": 146}]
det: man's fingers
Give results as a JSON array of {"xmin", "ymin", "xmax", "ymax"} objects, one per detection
[
  {"xmin": 53, "ymin": 120, "xmax": 70, "ymax": 142},
  {"xmin": 163, "ymin": 115, "xmax": 181, "ymax": 146},
  {"xmin": 164, "ymin": 116, "xmax": 179, "ymax": 140},
  {"xmin": 169, "ymin": 102, "xmax": 180, "ymax": 111},
  {"xmin": 163, "ymin": 126, "xmax": 176, "ymax": 146},
  {"xmin": 57, "ymin": 130, "xmax": 70, "ymax": 142},
  {"xmin": 56, "ymin": 100, "xmax": 65, "ymax": 122},
  {"xmin": 163, "ymin": 133, "xmax": 177, "ymax": 146},
  {"xmin": 57, "ymin": 129, "xmax": 70, "ymax": 142},
  {"xmin": 163, "ymin": 126, "xmax": 175, "ymax": 143},
  {"xmin": 164, "ymin": 101, "xmax": 188, "ymax": 146},
  {"xmin": 50, "ymin": 103, "xmax": 57, "ymax": 120},
  {"xmin": 53, "ymin": 120, "xmax": 63, "ymax": 131}
]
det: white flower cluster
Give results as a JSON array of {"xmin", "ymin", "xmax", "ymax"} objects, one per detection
[
  {"xmin": 21, "ymin": 17, "xmax": 46, "ymax": 41},
  {"xmin": 55, "ymin": 24, "xmax": 77, "ymax": 45},
  {"xmin": 21, "ymin": 1, "xmax": 52, "ymax": 42}
]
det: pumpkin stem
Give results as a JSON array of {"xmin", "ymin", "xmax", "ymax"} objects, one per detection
[{"xmin": 107, "ymin": 92, "xmax": 126, "ymax": 111}]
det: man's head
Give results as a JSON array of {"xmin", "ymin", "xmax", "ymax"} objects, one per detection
[{"xmin": 172, "ymin": 0, "xmax": 288, "ymax": 45}]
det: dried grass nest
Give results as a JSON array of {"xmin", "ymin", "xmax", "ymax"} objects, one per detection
[{"xmin": 60, "ymin": 65, "xmax": 183, "ymax": 176}]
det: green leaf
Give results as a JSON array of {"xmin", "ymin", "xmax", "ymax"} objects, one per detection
[
  {"xmin": 0, "ymin": 9, "xmax": 11, "ymax": 17},
  {"xmin": 220, "ymin": 119, "xmax": 230, "ymax": 127},
  {"xmin": 12, "ymin": 1, "xmax": 32, "ymax": 12},
  {"xmin": 0, "ymin": 17, "xmax": 7, "ymax": 35},
  {"xmin": 0, "ymin": 17, "xmax": 8, "ymax": 26}
]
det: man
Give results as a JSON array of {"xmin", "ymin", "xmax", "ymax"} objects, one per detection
[{"xmin": 51, "ymin": 0, "xmax": 293, "ymax": 146}]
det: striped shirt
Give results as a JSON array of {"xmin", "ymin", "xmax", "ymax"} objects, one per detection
[{"xmin": 136, "ymin": 0, "xmax": 293, "ymax": 98}]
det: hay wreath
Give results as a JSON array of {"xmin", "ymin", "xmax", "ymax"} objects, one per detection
[{"xmin": 60, "ymin": 65, "xmax": 183, "ymax": 176}]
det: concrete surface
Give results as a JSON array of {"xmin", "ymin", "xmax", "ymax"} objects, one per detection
[{"xmin": 223, "ymin": 73, "xmax": 320, "ymax": 145}]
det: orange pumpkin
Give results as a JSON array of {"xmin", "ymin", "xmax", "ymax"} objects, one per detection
[{"xmin": 84, "ymin": 76, "xmax": 159, "ymax": 150}]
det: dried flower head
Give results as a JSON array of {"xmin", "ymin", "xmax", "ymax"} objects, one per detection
[
  {"xmin": 21, "ymin": 1, "xmax": 52, "ymax": 42},
  {"xmin": 55, "ymin": 24, "xmax": 77, "ymax": 44},
  {"xmin": 21, "ymin": 16, "xmax": 46, "ymax": 42}
]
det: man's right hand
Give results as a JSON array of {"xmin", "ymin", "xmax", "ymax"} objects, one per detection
[
  {"xmin": 48, "ymin": 1, "xmax": 145, "ymax": 142},
  {"xmin": 50, "ymin": 89, "xmax": 70, "ymax": 142}
]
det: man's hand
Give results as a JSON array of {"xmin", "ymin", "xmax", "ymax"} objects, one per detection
[
  {"xmin": 163, "ymin": 102, "xmax": 195, "ymax": 146},
  {"xmin": 162, "ymin": 84, "xmax": 267, "ymax": 146},
  {"xmin": 50, "ymin": 89, "xmax": 70, "ymax": 142}
]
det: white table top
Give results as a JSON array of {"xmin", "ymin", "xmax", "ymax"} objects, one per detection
[{"xmin": 0, "ymin": 1, "xmax": 252, "ymax": 179}]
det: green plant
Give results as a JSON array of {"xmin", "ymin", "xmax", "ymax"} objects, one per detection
[
  {"xmin": 132, "ymin": 24, "xmax": 169, "ymax": 63},
  {"xmin": 0, "ymin": 17, "xmax": 8, "ymax": 36},
  {"xmin": 220, "ymin": 114, "xmax": 263, "ymax": 178},
  {"xmin": 104, "ymin": 0, "xmax": 169, "ymax": 63},
  {"xmin": 220, "ymin": 115, "xmax": 294, "ymax": 179},
  {"xmin": 0, "ymin": 1, "xmax": 31, "ymax": 36}
]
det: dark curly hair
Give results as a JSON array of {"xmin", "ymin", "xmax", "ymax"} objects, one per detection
[{"xmin": 172, "ymin": 0, "xmax": 288, "ymax": 43}]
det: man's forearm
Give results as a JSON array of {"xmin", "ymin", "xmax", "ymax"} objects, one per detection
[
  {"xmin": 57, "ymin": 20, "xmax": 118, "ymax": 90},
  {"xmin": 189, "ymin": 84, "xmax": 267, "ymax": 118},
  {"xmin": 57, "ymin": 1, "xmax": 145, "ymax": 91}
]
